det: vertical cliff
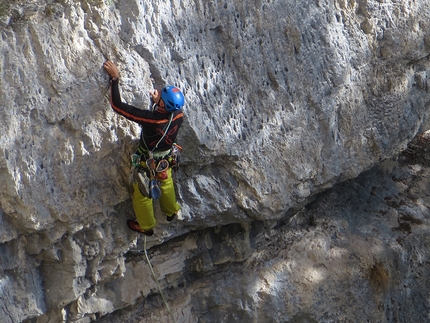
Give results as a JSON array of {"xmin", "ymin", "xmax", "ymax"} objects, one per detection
[{"xmin": 0, "ymin": 0, "xmax": 429, "ymax": 322}]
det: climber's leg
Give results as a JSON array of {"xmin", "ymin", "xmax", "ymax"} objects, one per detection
[
  {"xmin": 132, "ymin": 182, "xmax": 156, "ymax": 230},
  {"xmin": 158, "ymin": 168, "xmax": 181, "ymax": 218}
]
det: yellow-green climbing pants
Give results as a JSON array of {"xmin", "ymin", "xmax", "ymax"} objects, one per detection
[{"xmin": 132, "ymin": 167, "xmax": 180, "ymax": 230}]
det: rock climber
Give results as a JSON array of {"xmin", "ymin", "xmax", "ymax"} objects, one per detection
[{"xmin": 103, "ymin": 60, "xmax": 184, "ymax": 236}]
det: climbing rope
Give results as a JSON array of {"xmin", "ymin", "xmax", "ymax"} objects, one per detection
[{"xmin": 143, "ymin": 236, "xmax": 176, "ymax": 323}]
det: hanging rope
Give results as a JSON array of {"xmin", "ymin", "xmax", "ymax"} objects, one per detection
[{"xmin": 143, "ymin": 236, "xmax": 176, "ymax": 323}]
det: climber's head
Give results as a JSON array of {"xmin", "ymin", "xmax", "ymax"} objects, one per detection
[{"xmin": 160, "ymin": 86, "xmax": 185, "ymax": 112}]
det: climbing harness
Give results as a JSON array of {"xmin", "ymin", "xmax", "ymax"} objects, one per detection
[
  {"xmin": 135, "ymin": 143, "xmax": 182, "ymax": 171},
  {"xmin": 130, "ymin": 113, "xmax": 173, "ymax": 199},
  {"xmin": 130, "ymin": 112, "xmax": 182, "ymax": 198}
]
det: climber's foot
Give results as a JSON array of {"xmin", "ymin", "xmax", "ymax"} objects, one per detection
[
  {"xmin": 127, "ymin": 219, "xmax": 154, "ymax": 236},
  {"xmin": 166, "ymin": 213, "xmax": 177, "ymax": 222}
]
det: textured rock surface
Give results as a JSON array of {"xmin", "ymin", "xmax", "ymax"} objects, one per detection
[
  {"xmin": 96, "ymin": 132, "xmax": 430, "ymax": 323},
  {"xmin": 0, "ymin": 0, "xmax": 429, "ymax": 322}
]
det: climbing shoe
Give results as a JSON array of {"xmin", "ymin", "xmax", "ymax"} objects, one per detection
[
  {"xmin": 166, "ymin": 213, "xmax": 177, "ymax": 222},
  {"xmin": 127, "ymin": 219, "xmax": 154, "ymax": 236}
]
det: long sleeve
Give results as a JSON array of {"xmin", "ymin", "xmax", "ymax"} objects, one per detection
[
  {"xmin": 109, "ymin": 79, "xmax": 153, "ymax": 123},
  {"xmin": 108, "ymin": 79, "xmax": 184, "ymax": 151}
]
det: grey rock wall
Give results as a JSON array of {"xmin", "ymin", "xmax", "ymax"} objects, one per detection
[
  {"xmin": 0, "ymin": 0, "xmax": 429, "ymax": 322},
  {"xmin": 96, "ymin": 133, "xmax": 430, "ymax": 323}
]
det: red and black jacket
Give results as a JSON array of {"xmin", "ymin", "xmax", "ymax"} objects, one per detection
[{"xmin": 109, "ymin": 79, "xmax": 183, "ymax": 151}]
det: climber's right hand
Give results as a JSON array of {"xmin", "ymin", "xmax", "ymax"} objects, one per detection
[{"xmin": 103, "ymin": 61, "xmax": 119, "ymax": 79}]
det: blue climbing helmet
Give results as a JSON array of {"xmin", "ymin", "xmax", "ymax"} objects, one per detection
[{"xmin": 161, "ymin": 85, "xmax": 185, "ymax": 112}]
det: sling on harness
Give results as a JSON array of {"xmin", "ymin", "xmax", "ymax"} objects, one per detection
[{"xmin": 131, "ymin": 113, "xmax": 177, "ymax": 199}]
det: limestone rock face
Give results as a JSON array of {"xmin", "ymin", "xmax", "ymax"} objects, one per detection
[
  {"xmin": 0, "ymin": 0, "xmax": 429, "ymax": 322},
  {"xmin": 97, "ymin": 133, "xmax": 430, "ymax": 323}
]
